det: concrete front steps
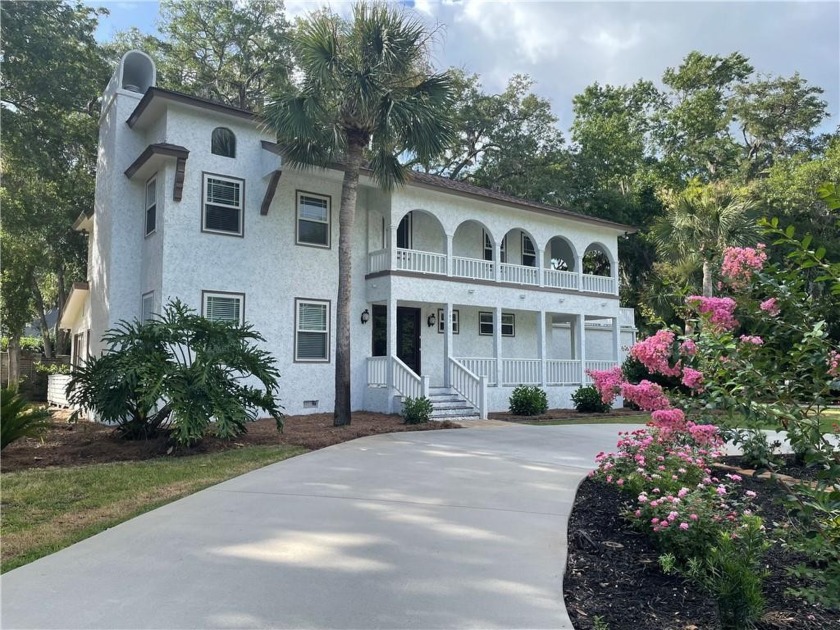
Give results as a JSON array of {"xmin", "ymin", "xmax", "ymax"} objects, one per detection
[{"xmin": 427, "ymin": 387, "xmax": 480, "ymax": 420}]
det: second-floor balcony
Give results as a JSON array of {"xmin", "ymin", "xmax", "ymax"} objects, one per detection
[{"xmin": 368, "ymin": 247, "xmax": 618, "ymax": 296}]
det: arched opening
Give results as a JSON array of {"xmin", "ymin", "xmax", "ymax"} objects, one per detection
[
  {"xmin": 394, "ymin": 210, "xmax": 447, "ymax": 274},
  {"xmin": 452, "ymin": 220, "xmax": 495, "ymax": 280},
  {"xmin": 120, "ymin": 50, "xmax": 156, "ymax": 93},
  {"xmin": 583, "ymin": 243, "xmax": 612, "ymax": 277},
  {"xmin": 211, "ymin": 127, "xmax": 236, "ymax": 158},
  {"xmin": 501, "ymin": 228, "xmax": 539, "ymax": 267},
  {"xmin": 544, "ymin": 236, "xmax": 577, "ymax": 272}
]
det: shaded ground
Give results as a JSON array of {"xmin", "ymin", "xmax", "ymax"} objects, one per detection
[
  {"xmin": 1, "ymin": 411, "xmax": 458, "ymax": 472},
  {"xmin": 491, "ymin": 408, "xmax": 649, "ymax": 425},
  {"xmin": 565, "ymin": 472, "xmax": 839, "ymax": 629}
]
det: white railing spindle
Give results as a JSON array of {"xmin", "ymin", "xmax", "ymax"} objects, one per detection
[
  {"xmin": 543, "ymin": 269, "xmax": 580, "ymax": 290},
  {"xmin": 451, "ymin": 256, "xmax": 494, "ymax": 281},
  {"xmin": 545, "ymin": 360, "xmax": 581, "ymax": 385},
  {"xmin": 449, "ymin": 358, "xmax": 487, "ymax": 418},
  {"xmin": 395, "ymin": 248, "xmax": 447, "ymax": 275}
]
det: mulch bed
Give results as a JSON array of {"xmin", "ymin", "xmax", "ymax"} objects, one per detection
[
  {"xmin": 565, "ymin": 471, "xmax": 840, "ymax": 629},
  {"xmin": 491, "ymin": 408, "xmax": 649, "ymax": 424},
  {"xmin": 1, "ymin": 410, "xmax": 459, "ymax": 473},
  {"xmin": 719, "ymin": 454, "xmax": 825, "ymax": 481}
]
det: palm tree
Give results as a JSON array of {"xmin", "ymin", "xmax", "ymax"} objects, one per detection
[
  {"xmin": 264, "ymin": 3, "xmax": 454, "ymax": 426},
  {"xmin": 653, "ymin": 182, "xmax": 758, "ymax": 297}
]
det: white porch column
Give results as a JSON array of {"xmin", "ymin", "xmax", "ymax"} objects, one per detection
[
  {"xmin": 537, "ymin": 310, "xmax": 546, "ymax": 386},
  {"xmin": 390, "ymin": 225, "xmax": 399, "ymax": 270},
  {"xmin": 445, "ymin": 233, "xmax": 454, "ymax": 277},
  {"xmin": 386, "ymin": 296, "xmax": 398, "ymax": 412},
  {"xmin": 577, "ymin": 313, "xmax": 586, "ymax": 384},
  {"xmin": 537, "ymin": 248, "xmax": 545, "ymax": 287},
  {"xmin": 578, "ymin": 255, "xmax": 585, "ymax": 293},
  {"xmin": 494, "ymin": 305, "xmax": 503, "ymax": 387},
  {"xmin": 612, "ymin": 316, "xmax": 622, "ymax": 364},
  {"xmin": 444, "ymin": 302, "xmax": 454, "ymax": 386}
]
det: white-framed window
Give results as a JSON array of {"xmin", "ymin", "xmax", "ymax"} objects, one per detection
[
  {"xmin": 437, "ymin": 308, "xmax": 459, "ymax": 334},
  {"xmin": 141, "ymin": 291, "xmax": 154, "ymax": 322},
  {"xmin": 478, "ymin": 312, "xmax": 515, "ymax": 336},
  {"xmin": 296, "ymin": 192, "xmax": 331, "ymax": 247},
  {"xmin": 397, "ymin": 212, "xmax": 412, "ymax": 249},
  {"xmin": 522, "ymin": 234, "xmax": 536, "ymax": 267},
  {"xmin": 483, "ymin": 231, "xmax": 493, "ymax": 261},
  {"xmin": 295, "ymin": 298, "xmax": 330, "ymax": 362},
  {"xmin": 211, "ymin": 127, "xmax": 236, "ymax": 158},
  {"xmin": 500, "ymin": 235, "xmax": 507, "ymax": 263},
  {"xmin": 203, "ymin": 291, "xmax": 244, "ymax": 325},
  {"xmin": 145, "ymin": 176, "xmax": 157, "ymax": 236},
  {"xmin": 203, "ymin": 174, "xmax": 243, "ymax": 235}
]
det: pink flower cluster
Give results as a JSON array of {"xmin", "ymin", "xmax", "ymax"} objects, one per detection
[
  {"xmin": 739, "ymin": 335, "xmax": 764, "ymax": 346},
  {"xmin": 721, "ymin": 244, "xmax": 767, "ymax": 288},
  {"xmin": 829, "ymin": 350, "xmax": 840, "ymax": 378},
  {"xmin": 587, "ymin": 365, "xmax": 623, "ymax": 404},
  {"xmin": 686, "ymin": 296, "xmax": 739, "ymax": 332},
  {"xmin": 631, "ymin": 330, "xmax": 682, "ymax": 377},
  {"xmin": 681, "ymin": 367, "xmax": 704, "ymax": 390},
  {"xmin": 759, "ymin": 298, "xmax": 780, "ymax": 316},
  {"xmin": 651, "ymin": 408, "xmax": 687, "ymax": 431},
  {"xmin": 680, "ymin": 339, "xmax": 698, "ymax": 356},
  {"xmin": 621, "ymin": 380, "xmax": 671, "ymax": 411}
]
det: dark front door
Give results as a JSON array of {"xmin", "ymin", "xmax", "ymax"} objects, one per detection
[{"xmin": 397, "ymin": 307, "xmax": 421, "ymax": 375}]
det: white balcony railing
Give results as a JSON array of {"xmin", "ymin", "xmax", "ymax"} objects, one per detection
[
  {"xmin": 452, "ymin": 256, "xmax": 494, "ymax": 281},
  {"xmin": 367, "ymin": 248, "xmax": 619, "ymax": 295},
  {"xmin": 396, "ymin": 248, "xmax": 447, "ymax": 275},
  {"xmin": 501, "ymin": 358, "xmax": 542, "ymax": 386},
  {"xmin": 582, "ymin": 274, "xmax": 615, "ymax": 294},
  {"xmin": 500, "ymin": 262, "xmax": 539, "ymax": 286},
  {"xmin": 543, "ymin": 269, "xmax": 579, "ymax": 290},
  {"xmin": 546, "ymin": 360, "xmax": 580, "ymax": 385}
]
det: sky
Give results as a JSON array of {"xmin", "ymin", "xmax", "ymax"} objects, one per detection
[{"xmin": 90, "ymin": 0, "xmax": 840, "ymax": 134}]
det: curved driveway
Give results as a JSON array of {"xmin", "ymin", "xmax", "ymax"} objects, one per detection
[{"xmin": 1, "ymin": 422, "xmax": 642, "ymax": 630}]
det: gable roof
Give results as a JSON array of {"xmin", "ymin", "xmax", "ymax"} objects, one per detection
[{"xmin": 128, "ymin": 88, "xmax": 637, "ymax": 233}]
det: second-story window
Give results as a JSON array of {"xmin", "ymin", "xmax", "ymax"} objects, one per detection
[
  {"xmin": 203, "ymin": 174, "xmax": 244, "ymax": 236},
  {"xmin": 145, "ymin": 176, "xmax": 157, "ymax": 235},
  {"xmin": 297, "ymin": 192, "xmax": 331, "ymax": 247},
  {"xmin": 522, "ymin": 235, "xmax": 536, "ymax": 267},
  {"xmin": 483, "ymin": 231, "xmax": 493, "ymax": 261},
  {"xmin": 211, "ymin": 127, "xmax": 236, "ymax": 158},
  {"xmin": 397, "ymin": 212, "xmax": 412, "ymax": 249}
]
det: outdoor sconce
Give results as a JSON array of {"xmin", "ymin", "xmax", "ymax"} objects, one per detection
[
  {"xmin": 360, "ymin": 309, "xmax": 370, "ymax": 325},
  {"xmin": 427, "ymin": 312, "xmax": 437, "ymax": 328}
]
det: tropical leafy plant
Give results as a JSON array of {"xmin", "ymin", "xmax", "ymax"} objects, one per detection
[
  {"xmin": 264, "ymin": 2, "xmax": 454, "ymax": 426},
  {"xmin": 66, "ymin": 299, "xmax": 283, "ymax": 446},
  {"xmin": 1, "ymin": 388, "xmax": 52, "ymax": 450}
]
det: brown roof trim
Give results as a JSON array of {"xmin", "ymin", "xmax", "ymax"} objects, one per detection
[
  {"xmin": 127, "ymin": 87, "xmax": 258, "ymax": 129},
  {"xmin": 261, "ymin": 170, "xmax": 282, "ymax": 215},
  {"xmin": 261, "ymin": 140, "xmax": 281, "ymax": 155},
  {"xmin": 72, "ymin": 282, "xmax": 90, "ymax": 291},
  {"xmin": 124, "ymin": 143, "xmax": 189, "ymax": 179}
]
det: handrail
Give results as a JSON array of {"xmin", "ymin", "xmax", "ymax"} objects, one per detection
[
  {"xmin": 392, "ymin": 355, "xmax": 426, "ymax": 399},
  {"xmin": 449, "ymin": 357, "xmax": 487, "ymax": 419}
]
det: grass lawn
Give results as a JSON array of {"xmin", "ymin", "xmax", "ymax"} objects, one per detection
[
  {"xmin": 0, "ymin": 445, "xmax": 306, "ymax": 573},
  {"xmin": 718, "ymin": 408, "xmax": 840, "ymax": 434}
]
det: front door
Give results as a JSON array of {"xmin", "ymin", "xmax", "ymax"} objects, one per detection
[{"xmin": 396, "ymin": 307, "xmax": 421, "ymax": 375}]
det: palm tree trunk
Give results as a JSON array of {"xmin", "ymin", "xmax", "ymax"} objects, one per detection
[
  {"xmin": 8, "ymin": 334, "xmax": 21, "ymax": 389},
  {"xmin": 334, "ymin": 137, "xmax": 365, "ymax": 426},
  {"xmin": 702, "ymin": 259, "xmax": 713, "ymax": 297}
]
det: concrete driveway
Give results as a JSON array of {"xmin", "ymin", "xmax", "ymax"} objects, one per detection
[{"xmin": 1, "ymin": 422, "xmax": 642, "ymax": 630}]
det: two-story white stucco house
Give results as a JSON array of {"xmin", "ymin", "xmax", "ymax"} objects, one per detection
[{"xmin": 58, "ymin": 51, "xmax": 638, "ymax": 419}]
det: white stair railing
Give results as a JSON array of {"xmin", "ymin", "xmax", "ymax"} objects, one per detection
[
  {"xmin": 366, "ymin": 356, "xmax": 388, "ymax": 387},
  {"xmin": 392, "ymin": 356, "xmax": 426, "ymax": 399},
  {"xmin": 449, "ymin": 358, "xmax": 487, "ymax": 419},
  {"xmin": 395, "ymin": 248, "xmax": 447, "ymax": 275},
  {"xmin": 546, "ymin": 360, "xmax": 581, "ymax": 385},
  {"xmin": 455, "ymin": 357, "xmax": 497, "ymax": 385},
  {"xmin": 501, "ymin": 358, "xmax": 542, "ymax": 386}
]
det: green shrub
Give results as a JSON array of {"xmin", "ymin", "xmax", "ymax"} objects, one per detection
[
  {"xmin": 1, "ymin": 336, "xmax": 44, "ymax": 354},
  {"xmin": 402, "ymin": 396, "xmax": 433, "ymax": 424},
  {"xmin": 509, "ymin": 385, "xmax": 548, "ymax": 416},
  {"xmin": 1, "ymin": 388, "xmax": 52, "ymax": 450},
  {"xmin": 34, "ymin": 362, "xmax": 71, "ymax": 375},
  {"xmin": 571, "ymin": 385, "xmax": 611, "ymax": 413},
  {"xmin": 731, "ymin": 428, "xmax": 781, "ymax": 471}
]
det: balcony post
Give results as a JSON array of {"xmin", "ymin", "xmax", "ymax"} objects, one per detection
[
  {"xmin": 537, "ymin": 247, "xmax": 545, "ymax": 287},
  {"xmin": 538, "ymin": 309, "xmax": 546, "ymax": 386},
  {"xmin": 444, "ymin": 302, "xmax": 453, "ymax": 387},
  {"xmin": 494, "ymin": 305, "xmax": 503, "ymax": 387},
  {"xmin": 445, "ymin": 233, "xmax": 453, "ymax": 277},
  {"xmin": 577, "ymin": 313, "xmax": 586, "ymax": 385},
  {"xmin": 390, "ymin": 225, "xmax": 398, "ymax": 270},
  {"xmin": 494, "ymin": 243, "xmax": 501, "ymax": 283},
  {"xmin": 386, "ymin": 296, "xmax": 398, "ymax": 412}
]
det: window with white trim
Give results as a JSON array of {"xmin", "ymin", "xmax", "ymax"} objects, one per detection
[
  {"xmin": 296, "ymin": 299, "xmax": 330, "ymax": 361},
  {"xmin": 437, "ymin": 309, "xmax": 459, "ymax": 334},
  {"xmin": 483, "ymin": 231, "xmax": 493, "ymax": 261},
  {"xmin": 145, "ymin": 176, "xmax": 157, "ymax": 235},
  {"xmin": 397, "ymin": 212, "xmax": 412, "ymax": 249},
  {"xmin": 203, "ymin": 174, "xmax": 243, "ymax": 235},
  {"xmin": 203, "ymin": 292, "xmax": 244, "ymax": 324},
  {"xmin": 522, "ymin": 234, "xmax": 536, "ymax": 267},
  {"xmin": 478, "ymin": 312, "xmax": 515, "ymax": 336},
  {"xmin": 297, "ymin": 192, "xmax": 330, "ymax": 247},
  {"xmin": 141, "ymin": 292, "xmax": 154, "ymax": 322}
]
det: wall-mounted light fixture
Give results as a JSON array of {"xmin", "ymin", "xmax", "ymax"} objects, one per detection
[
  {"xmin": 427, "ymin": 312, "xmax": 437, "ymax": 328},
  {"xmin": 360, "ymin": 308, "xmax": 370, "ymax": 325}
]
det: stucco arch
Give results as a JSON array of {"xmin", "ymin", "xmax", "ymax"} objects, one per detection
[
  {"xmin": 501, "ymin": 227, "xmax": 541, "ymax": 267},
  {"xmin": 583, "ymin": 241, "xmax": 614, "ymax": 276},
  {"xmin": 395, "ymin": 209, "xmax": 446, "ymax": 254},
  {"xmin": 453, "ymin": 219, "xmax": 495, "ymax": 260},
  {"xmin": 544, "ymin": 235, "xmax": 578, "ymax": 272}
]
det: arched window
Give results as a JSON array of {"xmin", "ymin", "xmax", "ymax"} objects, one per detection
[{"xmin": 211, "ymin": 127, "xmax": 236, "ymax": 158}]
